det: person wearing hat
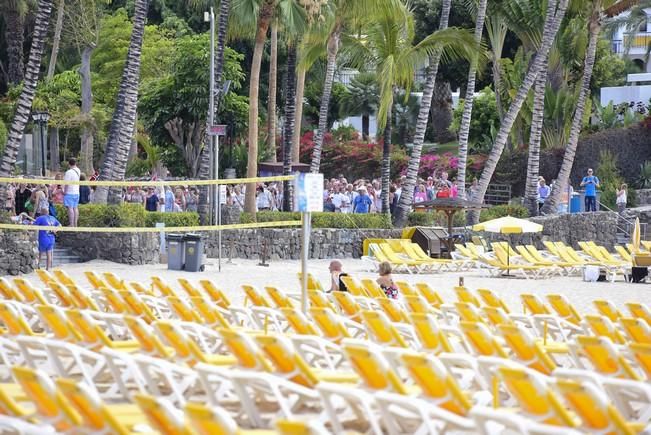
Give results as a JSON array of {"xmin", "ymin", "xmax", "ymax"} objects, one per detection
[{"xmin": 353, "ymin": 185, "xmax": 373, "ymax": 213}]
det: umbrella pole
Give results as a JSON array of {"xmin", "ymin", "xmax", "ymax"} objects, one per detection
[{"xmin": 506, "ymin": 234, "xmax": 510, "ymax": 277}]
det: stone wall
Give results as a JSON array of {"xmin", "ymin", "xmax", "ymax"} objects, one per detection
[
  {"xmin": 58, "ymin": 232, "xmax": 160, "ymax": 265},
  {"xmin": 203, "ymin": 228, "xmax": 403, "ymax": 260},
  {"xmin": 636, "ymin": 190, "xmax": 651, "ymax": 206},
  {"xmin": 480, "ymin": 211, "xmax": 618, "ymax": 249},
  {"xmin": 0, "ymin": 231, "xmax": 37, "ymax": 275}
]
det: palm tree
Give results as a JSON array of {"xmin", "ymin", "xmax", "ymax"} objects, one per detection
[
  {"xmin": 267, "ymin": 22, "xmax": 279, "ymax": 162},
  {"xmin": 456, "ymin": 0, "xmax": 488, "ymax": 200},
  {"xmin": 93, "ymin": 0, "xmax": 149, "ymax": 204},
  {"xmin": 467, "ymin": 0, "xmax": 569, "ymax": 224},
  {"xmin": 282, "ymin": 43, "xmax": 297, "ymax": 211},
  {"xmin": 339, "ymin": 72, "xmax": 379, "ymax": 139},
  {"xmin": 393, "ymin": 0, "xmax": 451, "ymax": 227},
  {"xmin": 308, "ymin": 0, "xmax": 402, "ymax": 174},
  {"xmin": 197, "ymin": 0, "xmax": 231, "ymax": 224},
  {"xmin": 47, "ymin": 0, "xmax": 65, "ymax": 79},
  {"xmin": 291, "ymin": 65, "xmax": 306, "ymax": 163},
  {"xmin": 0, "ymin": 0, "xmax": 54, "ymax": 178},
  {"xmin": 345, "ymin": 4, "xmax": 475, "ymax": 214},
  {"xmin": 541, "ymin": 0, "xmax": 620, "ymax": 214},
  {"xmin": 3, "ymin": 0, "xmax": 28, "ymax": 85},
  {"xmin": 235, "ymin": 0, "xmax": 312, "ymax": 213}
]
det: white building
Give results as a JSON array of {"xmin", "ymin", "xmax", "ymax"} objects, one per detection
[{"xmin": 610, "ymin": 8, "xmax": 651, "ymax": 72}]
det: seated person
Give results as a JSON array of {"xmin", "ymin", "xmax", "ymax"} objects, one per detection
[{"xmin": 328, "ymin": 260, "xmax": 349, "ymax": 292}]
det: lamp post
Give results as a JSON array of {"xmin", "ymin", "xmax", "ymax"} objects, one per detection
[{"xmin": 32, "ymin": 111, "xmax": 50, "ymax": 177}]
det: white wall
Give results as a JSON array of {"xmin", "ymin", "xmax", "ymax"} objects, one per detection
[{"xmin": 601, "ymin": 84, "xmax": 651, "ymax": 106}]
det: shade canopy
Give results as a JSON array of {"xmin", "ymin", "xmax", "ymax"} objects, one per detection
[
  {"xmin": 473, "ymin": 216, "xmax": 543, "ymax": 234},
  {"xmin": 632, "ymin": 217, "xmax": 641, "ymax": 254}
]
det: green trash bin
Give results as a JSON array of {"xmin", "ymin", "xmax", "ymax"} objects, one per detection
[
  {"xmin": 184, "ymin": 233, "xmax": 205, "ymax": 272},
  {"xmin": 166, "ymin": 234, "xmax": 185, "ymax": 270}
]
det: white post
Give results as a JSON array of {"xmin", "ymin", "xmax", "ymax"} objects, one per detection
[
  {"xmin": 301, "ymin": 211, "xmax": 310, "ymax": 313},
  {"xmin": 215, "ymin": 135, "xmax": 222, "ymax": 272},
  {"xmin": 208, "ymin": 7, "xmax": 215, "ymax": 226}
]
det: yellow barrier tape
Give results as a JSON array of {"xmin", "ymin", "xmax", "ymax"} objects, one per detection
[
  {"xmin": 0, "ymin": 175, "xmax": 295, "ymax": 187},
  {"xmin": 0, "ymin": 220, "xmax": 301, "ymax": 233}
]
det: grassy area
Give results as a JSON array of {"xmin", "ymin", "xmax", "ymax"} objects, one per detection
[{"xmin": 422, "ymin": 141, "xmax": 459, "ymax": 154}]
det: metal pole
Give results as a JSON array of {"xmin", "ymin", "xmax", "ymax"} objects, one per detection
[
  {"xmin": 39, "ymin": 122, "xmax": 46, "ymax": 177},
  {"xmin": 208, "ymin": 7, "xmax": 215, "ymax": 226},
  {"xmin": 216, "ymin": 134, "xmax": 221, "ymax": 272},
  {"xmin": 301, "ymin": 211, "xmax": 310, "ymax": 313}
]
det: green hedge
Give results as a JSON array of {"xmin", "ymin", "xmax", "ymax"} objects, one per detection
[
  {"xmin": 407, "ymin": 211, "xmax": 467, "ymax": 227},
  {"xmin": 479, "ymin": 204, "xmax": 529, "ymax": 222},
  {"xmin": 240, "ymin": 211, "xmax": 392, "ymax": 229},
  {"xmin": 53, "ymin": 203, "xmax": 199, "ymax": 228},
  {"xmin": 144, "ymin": 212, "xmax": 199, "ymax": 228}
]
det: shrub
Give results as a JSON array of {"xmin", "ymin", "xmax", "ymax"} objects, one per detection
[
  {"xmin": 240, "ymin": 211, "xmax": 392, "ymax": 229},
  {"xmin": 144, "ymin": 211, "xmax": 200, "ymax": 227},
  {"xmin": 54, "ymin": 203, "xmax": 146, "ymax": 227},
  {"xmin": 479, "ymin": 204, "xmax": 529, "ymax": 222}
]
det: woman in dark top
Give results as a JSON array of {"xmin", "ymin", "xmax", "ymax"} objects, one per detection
[{"xmin": 145, "ymin": 188, "xmax": 159, "ymax": 211}]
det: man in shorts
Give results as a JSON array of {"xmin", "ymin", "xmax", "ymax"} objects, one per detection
[
  {"xmin": 34, "ymin": 207, "xmax": 61, "ymax": 270},
  {"xmin": 63, "ymin": 158, "xmax": 81, "ymax": 226}
]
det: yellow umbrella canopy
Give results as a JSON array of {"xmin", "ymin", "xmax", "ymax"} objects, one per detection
[
  {"xmin": 632, "ymin": 217, "xmax": 641, "ymax": 254},
  {"xmin": 473, "ymin": 216, "xmax": 543, "ymax": 234}
]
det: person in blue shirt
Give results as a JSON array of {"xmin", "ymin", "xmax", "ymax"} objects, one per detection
[
  {"xmin": 353, "ymin": 186, "xmax": 373, "ymax": 213},
  {"xmin": 33, "ymin": 206, "xmax": 61, "ymax": 270},
  {"xmin": 580, "ymin": 168, "xmax": 600, "ymax": 212}
]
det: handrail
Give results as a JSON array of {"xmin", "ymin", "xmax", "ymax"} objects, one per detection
[{"xmin": 597, "ymin": 201, "xmax": 647, "ymax": 239}]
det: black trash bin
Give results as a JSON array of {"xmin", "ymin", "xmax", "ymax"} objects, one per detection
[
  {"xmin": 184, "ymin": 233, "xmax": 205, "ymax": 272},
  {"xmin": 166, "ymin": 234, "xmax": 185, "ymax": 270}
]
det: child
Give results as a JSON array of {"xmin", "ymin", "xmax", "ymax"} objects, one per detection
[
  {"xmin": 376, "ymin": 261, "xmax": 399, "ymax": 299},
  {"xmin": 33, "ymin": 207, "xmax": 61, "ymax": 270}
]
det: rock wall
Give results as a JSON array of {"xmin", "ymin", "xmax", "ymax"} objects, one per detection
[
  {"xmin": 58, "ymin": 232, "xmax": 160, "ymax": 265},
  {"xmin": 481, "ymin": 211, "xmax": 618, "ymax": 249},
  {"xmin": 636, "ymin": 190, "xmax": 651, "ymax": 206},
  {"xmin": 0, "ymin": 231, "xmax": 37, "ymax": 275},
  {"xmin": 203, "ymin": 228, "xmax": 403, "ymax": 260}
]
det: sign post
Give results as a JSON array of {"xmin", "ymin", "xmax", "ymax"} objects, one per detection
[
  {"xmin": 295, "ymin": 173, "xmax": 324, "ymax": 313},
  {"xmin": 208, "ymin": 124, "xmax": 226, "ymax": 271}
]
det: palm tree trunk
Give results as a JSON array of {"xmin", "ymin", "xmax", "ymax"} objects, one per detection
[
  {"xmin": 47, "ymin": 0, "xmax": 65, "ymax": 79},
  {"xmin": 541, "ymin": 12, "xmax": 600, "ymax": 214},
  {"xmin": 466, "ymin": 0, "xmax": 568, "ymax": 224},
  {"xmin": 292, "ymin": 66, "xmax": 305, "ymax": 164},
  {"xmin": 94, "ymin": 0, "xmax": 148, "ymax": 204},
  {"xmin": 0, "ymin": 0, "xmax": 53, "ymax": 178},
  {"xmin": 381, "ymin": 103, "xmax": 393, "ymax": 214},
  {"xmin": 392, "ymin": 0, "xmax": 451, "ymax": 227},
  {"xmin": 282, "ymin": 43, "xmax": 297, "ymax": 212},
  {"xmin": 267, "ymin": 22, "xmax": 278, "ymax": 162},
  {"xmin": 456, "ymin": 0, "xmax": 487, "ymax": 199},
  {"xmin": 79, "ymin": 44, "xmax": 95, "ymax": 175},
  {"xmin": 5, "ymin": 5, "xmax": 25, "ymax": 85},
  {"xmin": 524, "ymin": 55, "xmax": 549, "ymax": 216},
  {"xmin": 362, "ymin": 115, "xmax": 370, "ymax": 140},
  {"xmin": 243, "ymin": 3, "xmax": 274, "ymax": 213},
  {"xmin": 309, "ymin": 22, "xmax": 341, "ymax": 173},
  {"xmin": 198, "ymin": 0, "xmax": 230, "ymax": 223}
]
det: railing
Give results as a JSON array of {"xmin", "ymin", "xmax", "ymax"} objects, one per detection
[
  {"xmin": 598, "ymin": 200, "xmax": 647, "ymax": 239},
  {"xmin": 612, "ymin": 39, "xmax": 623, "ymax": 53},
  {"xmin": 483, "ymin": 184, "xmax": 512, "ymax": 205},
  {"xmin": 622, "ymin": 32, "xmax": 651, "ymax": 50}
]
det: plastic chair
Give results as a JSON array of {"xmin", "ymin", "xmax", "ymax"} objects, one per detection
[
  {"xmin": 124, "ymin": 315, "xmax": 175, "ymax": 358},
  {"xmin": 593, "ymin": 299, "xmax": 623, "ymax": 322},
  {"xmin": 626, "ymin": 302, "xmax": 651, "ymax": 326},
  {"xmin": 65, "ymin": 309, "xmax": 140, "ymax": 351},
  {"xmin": 583, "ymin": 314, "xmax": 627, "ymax": 345},
  {"xmin": 546, "ymin": 294, "xmax": 582, "ymax": 326},
  {"xmin": 497, "ymin": 366, "xmax": 577, "ymax": 427},
  {"xmin": 154, "ymin": 321, "xmax": 235, "ymax": 367},
  {"xmin": 84, "ymin": 271, "xmax": 108, "ymax": 290},
  {"xmin": 11, "ymin": 367, "xmax": 81, "ymax": 431},
  {"xmin": 198, "ymin": 280, "xmax": 231, "ymax": 309},
  {"xmin": 177, "ymin": 278, "xmax": 203, "ymax": 298},
  {"xmin": 241, "ymin": 285, "xmax": 272, "ymax": 308},
  {"xmin": 477, "ymin": 288, "xmax": 510, "ymax": 313},
  {"xmin": 620, "ymin": 317, "xmax": 651, "ymax": 344},
  {"xmin": 408, "ymin": 313, "xmax": 455, "ymax": 354},
  {"xmin": 574, "ymin": 336, "xmax": 642, "ymax": 380},
  {"xmin": 497, "ymin": 324, "xmax": 557, "ymax": 375},
  {"xmin": 265, "ymin": 286, "xmax": 295, "ymax": 308},
  {"xmin": 414, "ymin": 283, "xmax": 444, "ymax": 308},
  {"xmin": 56, "ymin": 377, "xmax": 151, "ymax": 435},
  {"xmin": 134, "ymin": 394, "xmax": 194, "ymax": 435},
  {"xmin": 454, "ymin": 286, "xmax": 481, "ymax": 307}
]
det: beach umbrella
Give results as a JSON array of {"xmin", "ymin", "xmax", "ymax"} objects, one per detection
[
  {"xmin": 632, "ymin": 217, "xmax": 641, "ymax": 254},
  {"xmin": 473, "ymin": 216, "xmax": 543, "ymax": 274}
]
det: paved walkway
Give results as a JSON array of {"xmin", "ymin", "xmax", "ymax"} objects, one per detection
[{"xmin": 12, "ymin": 258, "xmax": 651, "ymax": 314}]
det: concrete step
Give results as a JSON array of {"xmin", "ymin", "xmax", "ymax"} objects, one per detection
[{"xmin": 51, "ymin": 247, "xmax": 84, "ymax": 266}]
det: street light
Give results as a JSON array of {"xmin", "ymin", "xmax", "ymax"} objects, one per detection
[{"xmin": 32, "ymin": 111, "xmax": 50, "ymax": 176}]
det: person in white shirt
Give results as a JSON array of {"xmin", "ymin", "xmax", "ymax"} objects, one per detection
[
  {"xmin": 63, "ymin": 158, "xmax": 81, "ymax": 226},
  {"xmin": 331, "ymin": 186, "xmax": 345, "ymax": 212},
  {"xmin": 255, "ymin": 184, "xmax": 273, "ymax": 211}
]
